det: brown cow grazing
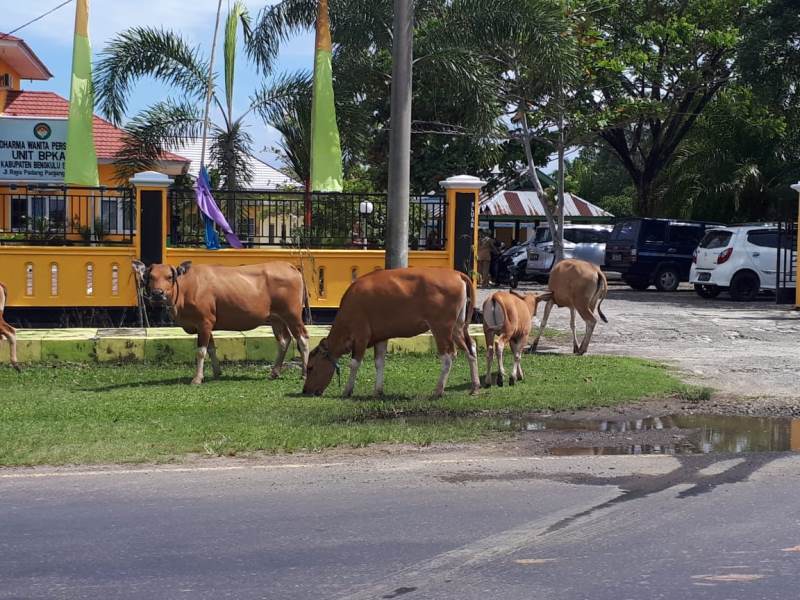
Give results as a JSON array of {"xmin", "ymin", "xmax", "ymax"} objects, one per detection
[
  {"xmin": 482, "ymin": 290, "xmax": 549, "ymax": 387},
  {"xmin": 302, "ymin": 267, "xmax": 481, "ymax": 398},
  {"xmin": 0, "ymin": 282, "xmax": 21, "ymax": 372},
  {"xmin": 529, "ymin": 258, "xmax": 608, "ymax": 355},
  {"xmin": 132, "ymin": 260, "xmax": 309, "ymax": 384}
]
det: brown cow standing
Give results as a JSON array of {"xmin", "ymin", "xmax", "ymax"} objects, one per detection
[
  {"xmin": 132, "ymin": 260, "xmax": 309, "ymax": 384},
  {"xmin": 529, "ymin": 258, "xmax": 608, "ymax": 355},
  {"xmin": 0, "ymin": 282, "xmax": 21, "ymax": 372},
  {"xmin": 302, "ymin": 267, "xmax": 481, "ymax": 398},
  {"xmin": 482, "ymin": 290, "xmax": 548, "ymax": 387}
]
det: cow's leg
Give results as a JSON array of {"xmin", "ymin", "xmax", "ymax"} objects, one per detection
[
  {"xmin": 495, "ymin": 339, "xmax": 506, "ymax": 387},
  {"xmin": 192, "ymin": 324, "xmax": 213, "ymax": 385},
  {"xmin": 373, "ymin": 340, "xmax": 388, "ymax": 396},
  {"xmin": 343, "ymin": 347, "xmax": 365, "ymax": 398},
  {"xmin": 570, "ymin": 307, "xmax": 580, "ymax": 354},
  {"xmin": 207, "ymin": 334, "xmax": 222, "ymax": 379},
  {"xmin": 510, "ymin": 337, "xmax": 524, "ymax": 384},
  {"xmin": 284, "ymin": 317, "xmax": 309, "ymax": 379},
  {"xmin": 576, "ymin": 307, "xmax": 597, "ymax": 355},
  {"xmin": 529, "ymin": 299, "xmax": 554, "ymax": 353},
  {"xmin": 270, "ymin": 320, "xmax": 292, "ymax": 379},
  {"xmin": 431, "ymin": 325, "xmax": 457, "ymax": 397},
  {"xmin": 0, "ymin": 323, "xmax": 20, "ymax": 372},
  {"xmin": 484, "ymin": 329, "xmax": 495, "ymax": 387}
]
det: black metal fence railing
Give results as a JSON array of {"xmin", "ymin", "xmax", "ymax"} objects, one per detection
[
  {"xmin": 168, "ymin": 188, "xmax": 447, "ymax": 250},
  {"xmin": 776, "ymin": 219, "xmax": 797, "ymax": 304},
  {"xmin": 0, "ymin": 184, "xmax": 135, "ymax": 246}
]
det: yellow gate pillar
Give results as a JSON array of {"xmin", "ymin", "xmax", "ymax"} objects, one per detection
[
  {"xmin": 130, "ymin": 171, "xmax": 173, "ymax": 265},
  {"xmin": 440, "ymin": 175, "xmax": 486, "ymax": 281}
]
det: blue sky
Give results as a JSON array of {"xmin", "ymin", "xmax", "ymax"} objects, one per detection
[{"xmin": 6, "ymin": 0, "xmax": 314, "ymax": 167}]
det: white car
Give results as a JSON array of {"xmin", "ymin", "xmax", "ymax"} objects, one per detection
[
  {"xmin": 690, "ymin": 225, "xmax": 794, "ymax": 300},
  {"xmin": 526, "ymin": 225, "xmax": 611, "ymax": 281}
]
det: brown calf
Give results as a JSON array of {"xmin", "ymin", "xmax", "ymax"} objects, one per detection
[
  {"xmin": 0, "ymin": 283, "xmax": 21, "ymax": 372},
  {"xmin": 530, "ymin": 258, "xmax": 608, "ymax": 355},
  {"xmin": 482, "ymin": 290, "xmax": 548, "ymax": 387},
  {"xmin": 302, "ymin": 267, "xmax": 481, "ymax": 398},
  {"xmin": 132, "ymin": 260, "xmax": 309, "ymax": 384}
]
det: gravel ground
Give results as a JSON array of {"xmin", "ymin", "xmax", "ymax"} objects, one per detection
[{"xmin": 477, "ymin": 280, "xmax": 800, "ymax": 405}]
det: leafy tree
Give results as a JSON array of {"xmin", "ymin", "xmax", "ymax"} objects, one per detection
[
  {"xmin": 249, "ymin": 0, "xmax": 506, "ymax": 194},
  {"xmin": 574, "ymin": 0, "xmax": 753, "ymax": 216},
  {"xmin": 94, "ymin": 2, "xmax": 304, "ymax": 189},
  {"xmin": 565, "ymin": 146, "xmax": 636, "ymax": 217},
  {"xmin": 664, "ymin": 86, "xmax": 797, "ymax": 222}
]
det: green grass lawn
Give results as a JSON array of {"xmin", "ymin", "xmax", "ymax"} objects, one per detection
[{"xmin": 0, "ymin": 353, "xmax": 689, "ymax": 466}]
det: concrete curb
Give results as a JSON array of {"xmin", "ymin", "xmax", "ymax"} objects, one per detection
[{"xmin": 1, "ymin": 325, "xmax": 489, "ymax": 365}]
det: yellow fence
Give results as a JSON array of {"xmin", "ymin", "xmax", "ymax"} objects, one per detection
[{"xmin": 0, "ymin": 173, "xmax": 484, "ymax": 310}]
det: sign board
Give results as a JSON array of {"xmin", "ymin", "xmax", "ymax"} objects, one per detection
[{"xmin": 0, "ymin": 116, "xmax": 68, "ymax": 181}]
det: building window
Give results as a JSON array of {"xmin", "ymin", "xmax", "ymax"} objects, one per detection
[
  {"xmin": 100, "ymin": 197, "xmax": 134, "ymax": 234},
  {"xmin": 11, "ymin": 195, "xmax": 67, "ymax": 231}
]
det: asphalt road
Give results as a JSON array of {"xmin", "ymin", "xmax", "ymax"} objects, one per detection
[{"xmin": 3, "ymin": 450, "xmax": 800, "ymax": 599}]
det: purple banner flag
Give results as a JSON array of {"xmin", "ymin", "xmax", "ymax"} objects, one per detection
[{"xmin": 195, "ymin": 166, "xmax": 243, "ymax": 249}]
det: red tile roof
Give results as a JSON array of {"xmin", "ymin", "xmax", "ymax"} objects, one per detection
[{"xmin": 1, "ymin": 90, "xmax": 188, "ymax": 163}]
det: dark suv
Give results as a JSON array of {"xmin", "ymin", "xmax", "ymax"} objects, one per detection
[{"xmin": 605, "ymin": 218, "xmax": 721, "ymax": 291}]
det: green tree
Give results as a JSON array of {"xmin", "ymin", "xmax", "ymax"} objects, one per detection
[
  {"xmin": 574, "ymin": 0, "xmax": 753, "ymax": 216},
  {"xmin": 94, "ymin": 2, "xmax": 304, "ymax": 189},
  {"xmin": 249, "ymin": 0, "xmax": 507, "ymax": 194}
]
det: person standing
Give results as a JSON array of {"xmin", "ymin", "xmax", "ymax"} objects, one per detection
[{"xmin": 478, "ymin": 232, "xmax": 494, "ymax": 287}]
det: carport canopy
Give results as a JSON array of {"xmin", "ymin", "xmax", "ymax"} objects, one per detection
[{"xmin": 480, "ymin": 190, "xmax": 614, "ymax": 223}]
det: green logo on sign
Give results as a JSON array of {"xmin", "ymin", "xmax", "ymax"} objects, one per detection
[{"xmin": 33, "ymin": 122, "xmax": 52, "ymax": 140}]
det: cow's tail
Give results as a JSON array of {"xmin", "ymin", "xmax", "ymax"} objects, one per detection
[
  {"xmin": 0, "ymin": 282, "xmax": 6, "ymax": 313},
  {"xmin": 458, "ymin": 272, "xmax": 477, "ymax": 358},
  {"xmin": 593, "ymin": 270, "xmax": 609, "ymax": 324}
]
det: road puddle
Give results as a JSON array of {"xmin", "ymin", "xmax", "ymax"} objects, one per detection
[{"xmin": 514, "ymin": 414, "xmax": 800, "ymax": 456}]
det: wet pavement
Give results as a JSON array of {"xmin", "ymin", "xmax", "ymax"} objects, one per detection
[
  {"xmin": 477, "ymin": 282, "xmax": 800, "ymax": 400},
  {"xmin": 3, "ymin": 450, "xmax": 800, "ymax": 599}
]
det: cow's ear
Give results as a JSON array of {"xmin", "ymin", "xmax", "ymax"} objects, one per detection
[
  {"xmin": 131, "ymin": 260, "xmax": 147, "ymax": 282},
  {"xmin": 176, "ymin": 261, "xmax": 192, "ymax": 277}
]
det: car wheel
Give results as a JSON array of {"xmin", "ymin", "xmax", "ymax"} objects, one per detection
[
  {"xmin": 509, "ymin": 275, "xmax": 519, "ymax": 289},
  {"xmin": 626, "ymin": 278, "xmax": 650, "ymax": 291},
  {"xmin": 729, "ymin": 271, "xmax": 759, "ymax": 301},
  {"xmin": 655, "ymin": 267, "xmax": 680, "ymax": 292},
  {"xmin": 694, "ymin": 284, "xmax": 721, "ymax": 299}
]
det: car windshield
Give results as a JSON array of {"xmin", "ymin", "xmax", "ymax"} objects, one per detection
[
  {"xmin": 564, "ymin": 228, "xmax": 610, "ymax": 244},
  {"xmin": 533, "ymin": 227, "xmax": 551, "ymax": 243},
  {"xmin": 699, "ymin": 230, "xmax": 732, "ymax": 249},
  {"xmin": 610, "ymin": 220, "xmax": 639, "ymax": 241}
]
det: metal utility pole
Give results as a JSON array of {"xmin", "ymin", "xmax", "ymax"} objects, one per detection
[{"xmin": 385, "ymin": 0, "xmax": 414, "ymax": 269}]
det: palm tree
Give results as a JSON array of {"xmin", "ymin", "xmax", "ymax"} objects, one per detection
[{"xmin": 94, "ymin": 1, "xmax": 305, "ymax": 189}]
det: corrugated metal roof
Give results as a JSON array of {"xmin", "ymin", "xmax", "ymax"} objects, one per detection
[
  {"xmin": 479, "ymin": 190, "xmax": 613, "ymax": 219},
  {"xmin": 166, "ymin": 138, "xmax": 300, "ymax": 190}
]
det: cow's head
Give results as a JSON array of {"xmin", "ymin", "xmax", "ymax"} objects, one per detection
[
  {"xmin": 302, "ymin": 338, "xmax": 339, "ymax": 396},
  {"xmin": 510, "ymin": 290, "xmax": 552, "ymax": 317},
  {"xmin": 132, "ymin": 260, "xmax": 192, "ymax": 306}
]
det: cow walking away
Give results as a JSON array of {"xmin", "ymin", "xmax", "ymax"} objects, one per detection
[
  {"xmin": 132, "ymin": 260, "xmax": 309, "ymax": 384},
  {"xmin": 302, "ymin": 267, "xmax": 481, "ymax": 398},
  {"xmin": 482, "ymin": 290, "xmax": 548, "ymax": 387},
  {"xmin": 0, "ymin": 283, "xmax": 21, "ymax": 372},
  {"xmin": 529, "ymin": 258, "xmax": 608, "ymax": 355}
]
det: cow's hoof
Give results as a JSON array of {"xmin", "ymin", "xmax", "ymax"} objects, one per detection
[
  {"xmin": 509, "ymin": 377, "xmax": 516, "ymax": 386},
  {"xmin": 496, "ymin": 374, "xmax": 504, "ymax": 387},
  {"xmin": 190, "ymin": 378, "xmax": 203, "ymax": 386},
  {"xmin": 269, "ymin": 371, "xmax": 280, "ymax": 380},
  {"xmin": 470, "ymin": 386, "xmax": 481, "ymax": 396},
  {"xmin": 12, "ymin": 363, "xmax": 21, "ymax": 373},
  {"xmin": 213, "ymin": 371, "xmax": 222, "ymax": 379}
]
